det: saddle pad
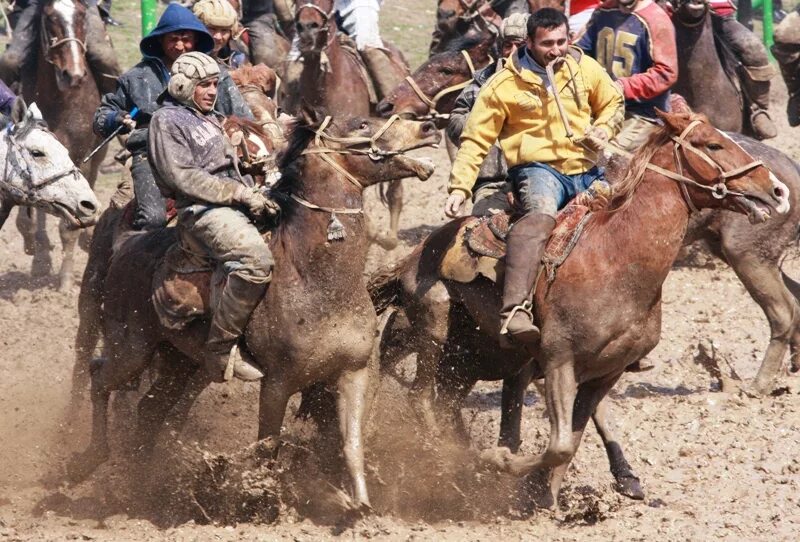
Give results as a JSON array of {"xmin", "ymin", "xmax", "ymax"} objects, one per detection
[
  {"xmin": 465, "ymin": 212, "xmax": 510, "ymax": 259},
  {"xmin": 151, "ymin": 243, "xmax": 216, "ymax": 330}
]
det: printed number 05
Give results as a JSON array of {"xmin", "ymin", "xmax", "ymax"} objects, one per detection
[{"xmin": 597, "ymin": 28, "xmax": 637, "ymax": 79}]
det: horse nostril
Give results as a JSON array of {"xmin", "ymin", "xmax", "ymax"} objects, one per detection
[
  {"xmin": 420, "ymin": 121, "xmax": 437, "ymax": 135},
  {"xmin": 79, "ymin": 200, "xmax": 97, "ymax": 214},
  {"xmin": 774, "ymin": 185, "xmax": 785, "ymax": 200},
  {"xmin": 376, "ymin": 101, "xmax": 394, "ymax": 116}
]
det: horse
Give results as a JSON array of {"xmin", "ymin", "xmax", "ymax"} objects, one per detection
[
  {"xmin": 671, "ymin": 0, "xmax": 753, "ymax": 136},
  {"xmin": 66, "ymin": 112, "xmax": 440, "ymax": 513},
  {"xmin": 0, "ymin": 98, "xmax": 98, "ymax": 232},
  {"xmin": 229, "ymin": 63, "xmax": 286, "ymax": 151},
  {"xmin": 15, "ymin": 0, "xmax": 110, "ymax": 291},
  {"xmin": 367, "ymin": 110, "xmax": 789, "ymax": 507},
  {"xmin": 284, "ymin": 0, "xmax": 409, "ymax": 250}
]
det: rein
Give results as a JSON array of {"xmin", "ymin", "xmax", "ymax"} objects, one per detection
[{"xmin": 403, "ymin": 50, "xmax": 494, "ymax": 121}]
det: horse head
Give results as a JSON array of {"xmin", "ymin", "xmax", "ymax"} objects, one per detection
[
  {"xmin": 672, "ymin": 0, "xmax": 711, "ymax": 25},
  {"xmin": 222, "ymin": 116, "xmax": 279, "ymax": 180},
  {"xmin": 625, "ymin": 110, "xmax": 789, "ymax": 223},
  {"xmin": 42, "ymin": 0, "xmax": 89, "ymax": 90},
  {"xmin": 1, "ymin": 98, "xmax": 98, "ymax": 226},
  {"xmin": 295, "ymin": 0, "xmax": 336, "ymax": 55},
  {"xmin": 432, "ymin": 0, "xmax": 498, "ymax": 55},
  {"xmin": 376, "ymin": 33, "xmax": 495, "ymax": 122}
]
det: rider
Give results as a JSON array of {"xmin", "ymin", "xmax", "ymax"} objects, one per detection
[
  {"xmin": 772, "ymin": 4, "xmax": 800, "ymax": 127},
  {"xmin": 241, "ymin": 0, "xmax": 288, "ymax": 69},
  {"xmin": 446, "ymin": 13, "xmax": 529, "ymax": 216},
  {"xmin": 576, "ymin": 0, "xmax": 677, "ymax": 150},
  {"xmin": 93, "ymin": 3, "xmax": 252, "ymax": 231},
  {"xmin": 708, "ymin": 0, "xmax": 778, "ymax": 139},
  {"xmin": 445, "ymin": 7, "xmax": 623, "ymax": 346},
  {"xmin": 193, "ymin": 0, "xmax": 248, "ymax": 69},
  {"xmin": 0, "ymin": 0, "xmax": 121, "ymax": 94},
  {"xmin": 149, "ymin": 52, "xmax": 278, "ymax": 383}
]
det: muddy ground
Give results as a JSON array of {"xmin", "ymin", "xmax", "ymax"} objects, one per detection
[{"xmin": 2, "ymin": 1, "xmax": 800, "ymax": 540}]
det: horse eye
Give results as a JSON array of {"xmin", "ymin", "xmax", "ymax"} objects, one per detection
[
  {"xmin": 706, "ymin": 143, "xmax": 724, "ymax": 151},
  {"xmin": 30, "ymin": 149, "xmax": 46, "ymax": 158},
  {"xmin": 359, "ymin": 121, "xmax": 370, "ymax": 130},
  {"xmin": 441, "ymin": 67, "xmax": 454, "ymax": 76}
]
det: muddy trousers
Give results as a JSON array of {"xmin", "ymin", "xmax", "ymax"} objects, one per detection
[
  {"xmin": 243, "ymin": 13, "xmax": 286, "ymax": 69},
  {"xmin": 181, "ymin": 206, "xmax": 274, "ymax": 381},
  {"xmin": 0, "ymin": 1, "xmax": 120, "ymax": 94},
  {"xmin": 712, "ymin": 13, "xmax": 776, "ymax": 138},
  {"xmin": 772, "ymin": 10, "xmax": 800, "ymax": 126},
  {"xmin": 131, "ymin": 154, "xmax": 167, "ymax": 231}
]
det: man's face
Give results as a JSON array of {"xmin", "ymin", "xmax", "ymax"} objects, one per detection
[
  {"xmin": 207, "ymin": 25, "xmax": 232, "ymax": 55},
  {"xmin": 161, "ymin": 31, "xmax": 198, "ymax": 62},
  {"xmin": 500, "ymin": 38, "xmax": 525, "ymax": 58},
  {"xmin": 526, "ymin": 24, "xmax": 569, "ymax": 67},
  {"xmin": 619, "ymin": 0, "xmax": 640, "ymax": 14},
  {"xmin": 193, "ymin": 78, "xmax": 219, "ymax": 112}
]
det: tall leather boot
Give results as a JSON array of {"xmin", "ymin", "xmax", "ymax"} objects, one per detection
[
  {"xmin": 361, "ymin": 46, "xmax": 408, "ymax": 101},
  {"xmin": 499, "ymin": 213, "xmax": 555, "ymax": 347},
  {"xmin": 741, "ymin": 64, "xmax": 778, "ymax": 140},
  {"xmin": 772, "ymin": 43, "xmax": 800, "ymax": 127},
  {"xmin": 205, "ymin": 272, "xmax": 270, "ymax": 382}
]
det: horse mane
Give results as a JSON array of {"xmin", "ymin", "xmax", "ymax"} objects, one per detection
[
  {"xmin": 224, "ymin": 115, "xmax": 272, "ymax": 143},
  {"xmin": 229, "ymin": 64, "xmax": 278, "ymax": 95},
  {"xmin": 441, "ymin": 33, "xmax": 488, "ymax": 54},
  {"xmin": 271, "ymin": 119, "xmax": 318, "ymax": 206},
  {"xmin": 609, "ymin": 124, "xmax": 674, "ymax": 211}
]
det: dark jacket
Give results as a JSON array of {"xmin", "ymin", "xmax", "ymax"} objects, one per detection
[
  {"xmin": 92, "ymin": 4, "xmax": 251, "ymax": 153},
  {"xmin": 0, "ymin": 79, "xmax": 15, "ymax": 116},
  {"xmin": 148, "ymin": 101, "xmax": 251, "ymax": 210}
]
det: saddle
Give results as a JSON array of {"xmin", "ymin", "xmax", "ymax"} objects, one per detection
[
  {"xmin": 336, "ymin": 34, "xmax": 379, "ymax": 105},
  {"xmin": 439, "ymin": 203, "xmax": 593, "ymax": 286}
]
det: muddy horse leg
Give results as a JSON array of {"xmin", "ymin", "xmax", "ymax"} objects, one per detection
[
  {"xmin": 67, "ymin": 333, "xmax": 156, "ymax": 483},
  {"xmin": 31, "ymin": 209, "xmax": 53, "ymax": 277},
  {"xmin": 499, "ymin": 362, "xmax": 537, "ymax": 452},
  {"xmin": 592, "ymin": 397, "xmax": 644, "ymax": 500},
  {"xmin": 384, "ymin": 180, "xmax": 403, "ymax": 250},
  {"xmin": 58, "ymin": 219, "xmax": 79, "ymax": 291},
  {"xmin": 0, "ymin": 200, "xmax": 13, "ymax": 229},
  {"xmin": 435, "ymin": 352, "xmax": 477, "ymax": 445},
  {"xmin": 723, "ymin": 246, "xmax": 799, "ymax": 394},
  {"xmin": 257, "ymin": 377, "xmax": 292, "ymax": 456},
  {"xmin": 337, "ymin": 366, "xmax": 372, "ymax": 510},
  {"xmin": 781, "ymin": 271, "xmax": 800, "ymax": 374}
]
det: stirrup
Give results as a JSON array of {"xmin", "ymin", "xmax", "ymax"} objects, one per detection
[{"xmin": 500, "ymin": 301, "xmax": 534, "ymax": 336}]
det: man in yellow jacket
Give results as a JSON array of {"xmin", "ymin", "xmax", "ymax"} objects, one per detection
[{"xmin": 445, "ymin": 7, "xmax": 624, "ymax": 347}]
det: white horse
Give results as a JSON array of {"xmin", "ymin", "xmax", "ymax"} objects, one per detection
[{"xmin": 0, "ymin": 98, "xmax": 98, "ymax": 247}]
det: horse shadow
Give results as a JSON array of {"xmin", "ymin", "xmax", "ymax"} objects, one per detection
[
  {"xmin": 0, "ymin": 271, "xmax": 61, "ymax": 300},
  {"xmin": 397, "ymin": 224, "xmax": 440, "ymax": 245}
]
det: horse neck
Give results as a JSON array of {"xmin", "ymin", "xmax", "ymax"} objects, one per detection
[
  {"xmin": 300, "ymin": 30, "xmax": 344, "ymax": 107},
  {"xmin": 275, "ymin": 155, "xmax": 369, "ymax": 274}
]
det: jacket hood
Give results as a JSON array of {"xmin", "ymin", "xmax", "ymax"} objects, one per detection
[{"xmin": 139, "ymin": 4, "xmax": 214, "ymax": 58}]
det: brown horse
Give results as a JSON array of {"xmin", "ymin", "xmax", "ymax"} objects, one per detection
[
  {"xmin": 671, "ymin": 0, "xmax": 752, "ymax": 136},
  {"xmin": 15, "ymin": 0, "xmax": 109, "ymax": 291},
  {"xmin": 368, "ymin": 111, "xmax": 788, "ymax": 507},
  {"xmin": 284, "ymin": 0, "xmax": 408, "ymax": 250},
  {"xmin": 67, "ymin": 112, "xmax": 440, "ymax": 512}
]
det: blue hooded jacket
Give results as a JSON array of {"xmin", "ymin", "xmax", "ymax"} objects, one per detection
[{"xmin": 139, "ymin": 3, "xmax": 214, "ymax": 59}]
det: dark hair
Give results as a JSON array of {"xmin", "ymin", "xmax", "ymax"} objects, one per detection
[{"xmin": 526, "ymin": 8, "xmax": 569, "ymax": 38}]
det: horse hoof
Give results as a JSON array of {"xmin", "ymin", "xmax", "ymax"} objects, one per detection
[
  {"xmin": 374, "ymin": 231, "xmax": 399, "ymax": 251},
  {"xmin": 31, "ymin": 254, "xmax": 53, "ymax": 278},
  {"xmin": 58, "ymin": 276, "xmax": 74, "ymax": 293},
  {"xmin": 614, "ymin": 475, "xmax": 645, "ymax": 500},
  {"xmin": 479, "ymin": 446, "xmax": 515, "ymax": 472},
  {"xmin": 66, "ymin": 448, "xmax": 109, "ymax": 484}
]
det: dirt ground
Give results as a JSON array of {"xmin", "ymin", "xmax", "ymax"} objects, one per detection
[{"xmin": 2, "ymin": 1, "xmax": 800, "ymax": 540}]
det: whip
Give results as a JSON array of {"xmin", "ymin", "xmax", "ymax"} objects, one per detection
[{"xmin": 82, "ymin": 106, "xmax": 139, "ymax": 164}]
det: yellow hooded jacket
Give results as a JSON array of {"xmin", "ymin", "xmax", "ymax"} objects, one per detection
[{"xmin": 448, "ymin": 46, "xmax": 625, "ymax": 198}]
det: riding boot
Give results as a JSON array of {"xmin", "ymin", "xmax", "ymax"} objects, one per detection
[
  {"xmin": 771, "ymin": 42, "xmax": 800, "ymax": 127},
  {"xmin": 499, "ymin": 213, "xmax": 555, "ymax": 348},
  {"xmin": 85, "ymin": 5, "xmax": 122, "ymax": 95},
  {"xmin": 205, "ymin": 272, "xmax": 270, "ymax": 382},
  {"xmin": 741, "ymin": 65, "xmax": 778, "ymax": 140},
  {"xmin": 361, "ymin": 46, "xmax": 408, "ymax": 101}
]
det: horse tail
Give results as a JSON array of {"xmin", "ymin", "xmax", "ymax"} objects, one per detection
[
  {"xmin": 367, "ymin": 257, "xmax": 409, "ymax": 314},
  {"xmin": 378, "ymin": 182, "xmax": 390, "ymax": 207}
]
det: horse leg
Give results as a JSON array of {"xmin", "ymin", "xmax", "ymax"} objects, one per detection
[
  {"xmin": 781, "ymin": 271, "xmax": 800, "ymax": 374},
  {"xmin": 257, "ymin": 377, "xmax": 292, "ymax": 455},
  {"xmin": 57, "ymin": 219, "xmax": 79, "ymax": 291},
  {"xmin": 384, "ymin": 180, "xmax": 403, "ymax": 250},
  {"xmin": 435, "ymin": 353, "xmax": 477, "ymax": 445},
  {"xmin": 0, "ymin": 200, "xmax": 13, "ymax": 229},
  {"xmin": 67, "ymin": 333, "xmax": 156, "ymax": 483},
  {"xmin": 31, "ymin": 208, "xmax": 53, "ymax": 277},
  {"xmin": 592, "ymin": 397, "xmax": 644, "ymax": 500},
  {"xmin": 337, "ymin": 366, "xmax": 372, "ymax": 510},
  {"xmin": 499, "ymin": 362, "xmax": 537, "ymax": 452},
  {"xmin": 722, "ymin": 246, "xmax": 798, "ymax": 394}
]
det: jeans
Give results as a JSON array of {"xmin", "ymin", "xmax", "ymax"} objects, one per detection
[
  {"xmin": 131, "ymin": 153, "xmax": 166, "ymax": 231},
  {"xmin": 509, "ymin": 162, "xmax": 604, "ymax": 217}
]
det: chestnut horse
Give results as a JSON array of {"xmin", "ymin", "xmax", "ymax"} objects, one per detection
[
  {"xmin": 0, "ymin": 98, "xmax": 98, "ymax": 231},
  {"xmin": 15, "ymin": 0, "xmax": 110, "ymax": 291},
  {"xmin": 67, "ymin": 112, "xmax": 440, "ymax": 512},
  {"xmin": 368, "ymin": 111, "xmax": 789, "ymax": 507},
  {"xmin": 284, "ymin": 0, "xmax": 408, "ymax": 250}
]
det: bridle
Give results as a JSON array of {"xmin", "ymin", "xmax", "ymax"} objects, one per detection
[
  {"xmin": 1, "ymin": 123, "xmax": 84, "ymax": 209},
  {"xmin": 295, "ymin": 2, "xmax": 336, "ymax": 53},
  {"xmin": 40, "ymin": 2, "xmax": 87, "ymax": 67},
  {"xmin": 402, "ymin": 50, "xmax": 494, "ymax": 121},
  {"xmin": 283, "ymin": 115, "xmax": 422, "ymax": 241}
]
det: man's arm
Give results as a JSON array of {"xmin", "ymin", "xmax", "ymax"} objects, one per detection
[
  {"xmin": 448, "ymin": 84, "xmax": 507, "ymax": 199},
  {"xmin": 616, "ymin": 6, "xmax": 678, "ymax": 101},
  {"xmin": 149, "ymin": 114, "xmax": 244, "ymax": 205},
  {"xmin": 445, "ymin": 76, "xmax": 483, "ymax": 145},
  {"xmin": 93, "ymin": 82, "xmax": 132, "ymax": 138},
  {"xmin": 583, "ymin": 55, "xmax": 625, "ymax": 138}
]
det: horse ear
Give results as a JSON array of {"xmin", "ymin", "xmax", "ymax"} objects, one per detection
[
  {"xmin": 298, "ymin": 101, "xmax": 327, "ymax": 129},
  {"xmin": 655, "ymin": 108, "xmax": 691, "ymax": 135},
  {"xmin": 10, "ymin": 97, "xmax": 27, "ymax": 125}
]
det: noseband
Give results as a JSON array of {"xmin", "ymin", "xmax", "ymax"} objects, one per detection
[
  {"xmin": 1, "ymin": 124, "xmax": 83, "ymax": 206},
  {"xmin": 295, "ymin": 3, "xmax": 336, "ymax": 52},
  {"xmin": 403, "ymin": 50, "xmax": 494, "ymax": 121},
  {"xmin": 40, "ymin": 5, "xmax": 87, "ymax": 66}
]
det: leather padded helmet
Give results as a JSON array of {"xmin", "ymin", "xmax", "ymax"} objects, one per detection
[
  {"xmin": 499, "ymin": 13, "xmax": 529, "ymax": 42},
  {"xmin": 168, "ymin": 51, "xmax": 220, "ymax": 108},
  {"xmin": 193, "ymin": 0, "xmax": 238, "ymax": 30}
]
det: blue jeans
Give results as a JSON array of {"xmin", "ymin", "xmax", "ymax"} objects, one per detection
[{"xmin": 508, "ymin": 162, "xmax": 605, "ymax": 217}]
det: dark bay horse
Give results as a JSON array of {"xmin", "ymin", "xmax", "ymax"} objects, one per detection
[
  {"xmin": 15, "ymin": 0, "xmax": 109, "ymax": 291},
  {"xmin": 368, "ymin": 111, "xmax": 789, "ymax": 507},
  {"xmin": 671, "ymin": 0, "xmax": 752, "ymax": 135},
  {"xmin": 68, "ymin": 112, "xmax": 440, "ymax": 512},
  {"xmin": 0, "ymin": 98, "xmax": 98, "ymax": 231},
  {"xmin": 284, "ymin": 0, "xmax": 409, "ymax": 250}
]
